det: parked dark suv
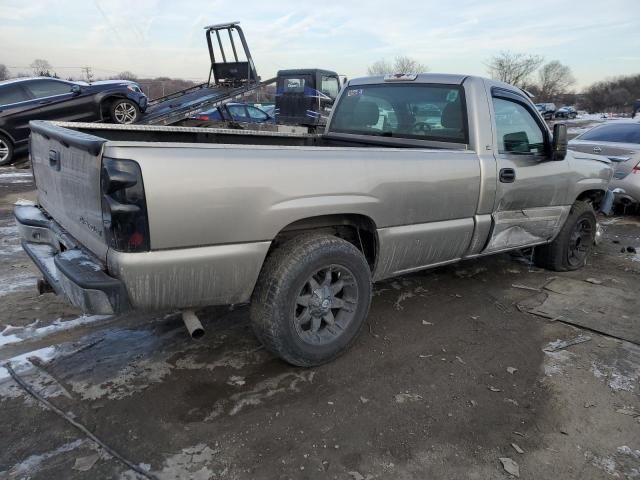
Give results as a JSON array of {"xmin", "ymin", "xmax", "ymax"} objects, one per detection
[{"xmin": 0, "ymin": 77, "xmax": 147, "ymax": 165}]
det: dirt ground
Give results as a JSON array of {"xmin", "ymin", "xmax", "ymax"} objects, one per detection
[{"xmin": 0, "ymin": 158, "xmax": 639, "ymax": 479}]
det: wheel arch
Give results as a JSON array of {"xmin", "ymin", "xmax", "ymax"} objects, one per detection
[
  {"xmin": 576, "ymin": 188, "xmax": 606, "ymax": 209},
  {"xmin": 0, "ymin": 128, "xmax": 16, "ymax": 144},
  {"xmin": 98, "ymin": 93, "xmax": 129, "ymax": 121},
  {"xmin": 268, "ymin": 213, "xmax": 379, "ymax": 271}
]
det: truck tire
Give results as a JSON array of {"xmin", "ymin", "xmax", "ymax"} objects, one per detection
[
  {"xmin": 250, "ymin": 234, "xmax": 372, "ymax": 367},
  {"xmin": 0, "ymin": 133, "xmax": 14, "ymax": 166},
  {"xmin": 110, "ymin": 99, "xmax": 140, "ymax": 124},
  {"xmin": 534, "ymin": 201, "xmax": 596, "ymax": 271}
]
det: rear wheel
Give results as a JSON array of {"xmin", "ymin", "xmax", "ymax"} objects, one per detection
[
  {"xmin": 250, "ymin": 235, "xmax": 372, "ymax": 367},
  {"xmin": 110, "ymin": 99, "xmax": 140, "ymax": 124},
  {"xmin": 534, "ymin": 201, "xmax": 596, "ymax": 271},
  {"xmin": 0, "ymin": 134, "xmax": 14, "ymax": 166}
]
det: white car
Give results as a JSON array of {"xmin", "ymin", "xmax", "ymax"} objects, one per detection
[{"xmin": 569, "ymin": 122, "xmax": 640, "ymax": 206}]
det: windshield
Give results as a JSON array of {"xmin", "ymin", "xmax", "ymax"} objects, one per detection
[
  {"xmin": 330, "ymin": 84, "xmax": 468, "ymax": 144},
  {"xmin": 578, "ymin": 124, "xmax": 640, "ymax": 144}
]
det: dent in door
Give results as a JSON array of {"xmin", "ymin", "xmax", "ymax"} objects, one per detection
[{"xmin": 484, "ymin": 206, "xmax": 570, "ymax": 253}]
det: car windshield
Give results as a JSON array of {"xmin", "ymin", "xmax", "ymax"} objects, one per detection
[
  {"xmin": 578, "ymin": 124, "xmax": 640, "ymax": 144},
  {"xmin": 330, "ymin": 84, "xmax": 467, "ymax": 144}
]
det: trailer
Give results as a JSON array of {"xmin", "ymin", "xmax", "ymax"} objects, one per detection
[{"xmin": 138, "ymin": 22, "xmax": 276, "ymax": 126}]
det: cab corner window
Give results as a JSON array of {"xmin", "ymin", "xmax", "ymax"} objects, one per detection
[{"xmin": 493, "ymin": 97, "xmax": 546, "ymax": 155}]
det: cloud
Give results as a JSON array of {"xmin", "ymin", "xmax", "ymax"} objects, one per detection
[{"xmin": 0, "ymin": 0, "xmax": 638, "ymax": 87}]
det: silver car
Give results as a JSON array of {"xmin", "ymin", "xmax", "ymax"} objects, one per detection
[{"xmin": 569, "ymin": 122, "xmax": 640, "ymax": 205}]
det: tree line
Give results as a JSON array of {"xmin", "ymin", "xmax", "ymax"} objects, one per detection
[
  {"xmin": 368, "ymin": 52, "xmax": 639, "ymax": 113},
  {"xmin": 1, "ymin": 57, "xmax": 638, "ymax": 112}
]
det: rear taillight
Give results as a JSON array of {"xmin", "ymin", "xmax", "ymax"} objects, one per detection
[
  {"xmin": 101, "ymin": 158, "xmax": 150, "ymax": 252},
  {"xmin": 633, "ymin": 162, "xmax": 640, "ymax": 174}
]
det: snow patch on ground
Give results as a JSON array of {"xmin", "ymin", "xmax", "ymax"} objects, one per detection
[
  {"xmin": 0, "ymin": 315, "xmax": 111, "ymax": 347},
  {"xmin": 591, "ymin": 360, "xmax": 640, "ymax": 392},
  {"xmin": 543, "ymin": 350, "xmax": 574, "ymax": 376},
  {"xmin": 2, "ymin": 439, "xmax": 86, "ymax": 477},
  {"xmin": 0, "ymin": 269, "xmax": 37, "ymax": 296},
  {"xmin": 71, "ymin": 358, "xmax": 174, "ymax": 400},
  {"xmin": 204, "ymin": 371, "xmax": 315, "ymax": 420},
  {"xmin": 585, "ymin": 445, "xmax": 640, "ymax": 479},
  {"xmin": 0, "ymin": 170, "xmax": 33, "ymax": 184},
  {"xmin": 120, "ymin": 443, "xmax": 225, "ymax": 480}
]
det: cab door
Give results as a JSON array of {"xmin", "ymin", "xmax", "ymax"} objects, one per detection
[{"xmin": 484, "ymin": 88, "xmax": 572, "ymax": 253}]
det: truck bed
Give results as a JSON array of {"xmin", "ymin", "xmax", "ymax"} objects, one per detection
[{"xmin": 44, "ymin": 121, "xmax": 471, "ymax": 150}]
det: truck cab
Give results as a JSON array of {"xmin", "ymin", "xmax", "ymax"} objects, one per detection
[{"xmin": 274, "ymin": 69, "xmax": 341, "ymax": 130}]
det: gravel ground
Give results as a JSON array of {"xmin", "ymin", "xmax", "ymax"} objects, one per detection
[{"xmin": 0, "ymin": 168, "xmax": 638, "ymax": 480}]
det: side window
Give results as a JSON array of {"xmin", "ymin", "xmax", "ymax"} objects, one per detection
[
  {"xmin": 321, "ymin": 76, "xmax": 340, "ymax": 99},
  {"xmin": 0, "ymin": 85, "xmax": 30, "ymax": 105},
  {"xmin": 493, "ymin": 97, "xmax": 546, "ymax": 155},
  {"xmin": 25, "ymin": 80, "xmax": 72, "ymax": 99},
  {"xmin": 228, "ymin": 105, "xmax": 248, "ymax": 120},
  {"xmin": 247, "ymin": 107, "xmax": 268, "ymax": 120}
]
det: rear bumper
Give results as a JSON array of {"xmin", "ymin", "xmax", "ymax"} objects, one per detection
[{"xmin": 15, "ymin": 204, "xmax": 130, "ymax": 315}]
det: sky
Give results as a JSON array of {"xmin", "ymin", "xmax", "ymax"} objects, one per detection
[{"xmin": 1, "ymin": 0, "xmax": 639, "ymax": 90}]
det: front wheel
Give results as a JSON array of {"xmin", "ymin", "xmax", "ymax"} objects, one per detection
[
  {"xmin": 534, "ymin": 201, "xmax": 596, "ymax": 271},
  {"xmin": 110, "ymin": 99, "xmax": 140, "ymax": 124},
  {"xmin": 250, "ymin": 235, "xmax": 372, "ymax": 367},
  {"xmin": 0, "ymin": 134, "xmax": 14, "ymax": 166}
]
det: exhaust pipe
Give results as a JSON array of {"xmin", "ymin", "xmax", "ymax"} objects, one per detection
[{"xmin": 182, "ymin": 310, "xmax": 205, "ymax": 339}]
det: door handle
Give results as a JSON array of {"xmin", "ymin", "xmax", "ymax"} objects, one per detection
[
  {"xmin": 499, "ymin": 168, "xmax": 516, "ymax": 183},
  {"xmin": 49, "ymin": 149, "xmax": 61, "ymax": 171}
]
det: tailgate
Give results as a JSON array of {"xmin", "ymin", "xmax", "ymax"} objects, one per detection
[
  {"xmin": 569, "ymin": 140, "xmax": 640, "ymax": 179},
  {"xmin": 29, "ymin": 120, "xmax": 109, "ymax": 261}
]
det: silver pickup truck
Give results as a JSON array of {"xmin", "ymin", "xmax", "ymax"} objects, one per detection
[{"xmin": 16, "ymin": 73, "xmax": 613, "ymax": 366}]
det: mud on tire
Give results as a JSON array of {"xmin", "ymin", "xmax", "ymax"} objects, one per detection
[
  {"xmin": 534, "ymin": 200, "xmax": 597, "ymax": 271},
  {"xmin": 250, "ymin": 234, "xmax": 372, "ymax": 367}
]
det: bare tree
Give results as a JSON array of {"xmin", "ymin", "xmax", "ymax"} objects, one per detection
[
  {"xmin": 30, "ymin": 58, "xmax": 52, "ymax": 76},
  {"xmin": 112, "ymin": 71, "xmax": 138, "ymax": 81},
  {"xmin": 486, "ymin": 51, "xmax": 544, "ymax": 88},
  {"xmin": 367, "ymin": 56, "xmax": 428, "ymax": 75},
  {"xmin": 0, "ymin": 64, "xmax": 9, "ymax": 81},
  {"xmin": 81, "ymin": 66, "xmax": 94, "ymax": 83},
  {"xmin": 367, "ymin": 59, "xmax": 393, "ymax": 75},
  {"xmin": 537, "ymin": 60, "xmax": 575, "ymax": 102}
]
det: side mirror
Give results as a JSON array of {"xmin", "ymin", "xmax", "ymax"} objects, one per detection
[
  {"xmin": 70, "ymin": 85, "xmax": 81, "ymax": 96},
  {"xmin": 551, "ymin": 123, "xmax": 567, "ymax": 160}
]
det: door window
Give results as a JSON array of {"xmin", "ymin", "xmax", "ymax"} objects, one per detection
[
  {"xmin": 25, "ymin": 80, "xmax": 72, "ymax": 99},
  {"xmin": 493, "ymin": 97, "xmax": 546, "ymax": 155},
  {"xmin": 321, "ymin": 76, "xmax": 340, "ymax": 99},
  {"xmin": 247, "ymin": 106, "xmax": 268, "ymax": 121},
  {"xmin": 228, "ymin": 105, "xmax": 248, "ymax": 121},
  {"xmin": 0, "ymin": 85, "xmax": 30, "ymax": 105}
]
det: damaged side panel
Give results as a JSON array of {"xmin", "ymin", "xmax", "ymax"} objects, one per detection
[
  {"xmin": 483, "ymin": 206, "xmax": 570, "ymax": 253},
  {"xmin": 374, "ymin": 218, "xmax": 475, "ymax": 281}
]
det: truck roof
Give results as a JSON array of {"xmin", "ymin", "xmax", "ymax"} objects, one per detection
[
  {"xmin": 348, "ymin": 73, "xmax": 468, "ymax": 86},
  {"xmin": 347, "ymin": 73, "xmax": 526, "ymax": 96},
  {"xmin": 277, "ymin": 69, "xmax": 338, "ymax": 77}
]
